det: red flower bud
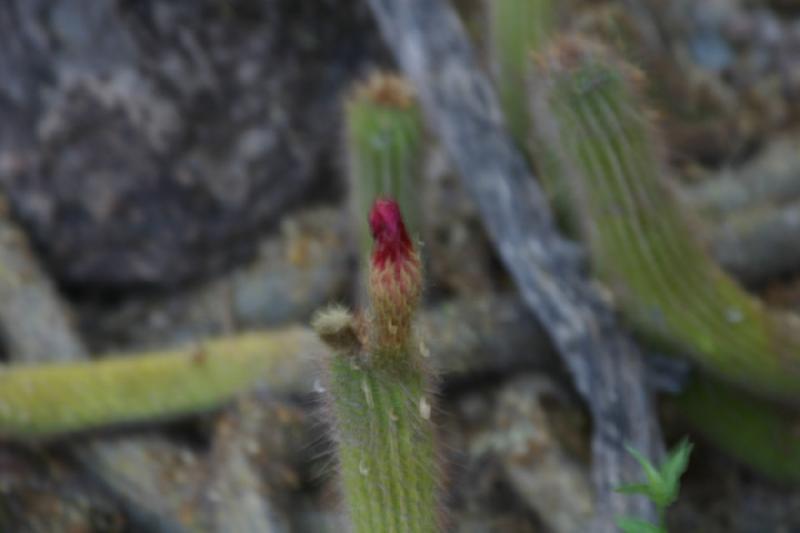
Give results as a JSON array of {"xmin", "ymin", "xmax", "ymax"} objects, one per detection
[{"xmin": 367, "ymin": 198, "xmax": 421, "ymax": 351}]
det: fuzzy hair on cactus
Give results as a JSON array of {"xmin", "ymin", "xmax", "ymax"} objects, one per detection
[
  {"xmin": 313, "ymin": 198, "xmax": 441, "ymax": 533},
  {"xmin": 531, "ymin": 37, "xmax": 800, "ymax": 404}
]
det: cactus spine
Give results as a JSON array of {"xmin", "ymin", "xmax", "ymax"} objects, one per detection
[
  {"xmin": 533, "ymin": 38, "xmax": 800, "ymax": 403},
  {"xmin": 313, "ymin": 198, "xmax": 441, "ymax": 533},
  {"xmin": 346, "ymin": 73, "xmax": 423, "ymax": 263}
]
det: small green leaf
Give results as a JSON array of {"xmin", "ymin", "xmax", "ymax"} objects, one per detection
[
  {"xmin": 624, "ymin": 444, "xmax": 672, "ymax": 507},
  {"xmin": 660, "ymin": 438, "xmax": 693, "ymax": 492},
  {"xmin": 618, "ymin": 438, "xmax": 694, "ymax": 513},
  {"xmin": 616, "ymin": 517, "xmax": 666, "ymax": 533},
  {"xmin": 625, "ymin": 444, "xmax": 664, "ymax": 489}
]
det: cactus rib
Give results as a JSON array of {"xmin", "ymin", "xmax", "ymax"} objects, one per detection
[
  {"xmin": 535, "ymin": 39, "xmax": 800, "ymax": 403},
  {"xmin": 488, "ymin": 0, "xmax": 556, "ymax": 145}
]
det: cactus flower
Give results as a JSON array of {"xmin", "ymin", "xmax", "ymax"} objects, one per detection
[{"xmin": 368, "ymin": 198, "xmax": 422, "ymax": 352}]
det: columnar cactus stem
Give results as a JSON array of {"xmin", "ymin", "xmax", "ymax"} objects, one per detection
[
  {"xmin": 346, "ymin": 73, "xmax": 423, "ymax": 263},
  {"xmin": 0, "ymin": 329, "xmax": 310, "ymax": 439},
  {"xmin": 487, "ymin": 0, "xmax": 579, "ymax": 233},
  {"xmin": 488, "ymin": 0, "xmax": 556, "ymax": 146},
  {"xmin": 533, "ymin": 38, "xmax": 800, "ymax": 403},
  {"xmin": 529, "ymin": 38, "xmax": 800, "ymax": 484},
  {"xmin": 313, "ymin": 198, "xmax": 441, "ymax": 533},
  {"xmin": 675, "ymin": 375, "xmax": 800, "ymax": 483}
]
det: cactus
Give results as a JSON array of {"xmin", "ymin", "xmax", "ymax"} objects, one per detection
[
  {"xmin": 532, "ymin": 37, "xmax": 800, "ymax": 403},
  {"xmin": 487, "ymin": 0, "xmax": 580, "ymax": 233},
  {"xmin": 313, "ymin": 198, "xmax": 441, "ymax": 533},
  {"xmin": 488, "ymin": 0, "xmax": 556, "ymax": 146},
  {"xmin": 530, "ymin": 38, "xmax": 800, "ymax": 483},
  {"xmin": 346, "ymin": 73, "xmax": 423, "ymax": 262},
  {"xmin": 675, "ymin": 375, "xmax": 800, "ymax": 483},
  {"xmin": 0, "ymin": 328, "xmax": 311, "ymax": 439}
]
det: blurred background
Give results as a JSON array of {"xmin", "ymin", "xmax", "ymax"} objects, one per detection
[{"xmin": 2, "ymin": 0, "xmax": 800, "ymax": 531}]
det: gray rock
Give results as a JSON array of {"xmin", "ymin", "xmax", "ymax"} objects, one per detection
[
  {"xmin": 469, "ymin": 376, "xmax": 594, "ymax": 533},
  {"xmin": 0, "ymin": 0, "xmax": 384, "ymax": 288}
]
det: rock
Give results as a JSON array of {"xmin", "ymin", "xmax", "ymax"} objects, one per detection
[
  {"xmin": 469, "ymin": 376, "xmax": 593, "ymax": 533},
  {"xmin": 0, "ymin": 447, "xmax": 125, "ymax": 533},
  {"xmin": 446, "ymin": 387, "xmax": 547, "ymax": 532},
  {"xmin": 78, "ymin": 207, "xmax": 352, "ymax": 350},
  {"xmin": 669, "ymin": 442, "xmax": 800, "ymax": 533},
  {"xmin": 688, "ymin": 136, "xmax": 800, "ymax": 218},
  {"xmin": 0, "ymin": 0, "xmax": 385, "ymax": 289},
  {"xmin": 450, "ymin": 375, "xmax": 592, "ymax": 533},
  {"xmin": 423, "ymin": 146, "xmax": 499, "ymax": 297}
]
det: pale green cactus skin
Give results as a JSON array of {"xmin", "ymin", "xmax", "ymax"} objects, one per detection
[
  {"xmin": 488, "ymin": 0, "xmax": 579, "ymax": 233},
  {"xmin": 538, "ymin": 43, "xmax": 800, "ymax": 403},
  {"xmin": 314, "ymin": 190, "xmax": 440, "ymax": 530},
  {"xmin": 0, "ymin": 329, "xmax": 309, "ymax": 439},
  {"xmin": 529, "ymin": 40, "xmax": 800, "ymax": 483},
  {"xmin": 488, "ymin": 0, "xmax": 556, "ymax": 145},
  {"xmin": 346, "ymin": 74, "xmax": 423, "ymax": 257},
  {"xmin": 313, "ymin": 305, "xmax": 441, "ymax": 533},
  {"xmin": 327, "ymin": 349, "xmax": 439, "ymax": 533}
]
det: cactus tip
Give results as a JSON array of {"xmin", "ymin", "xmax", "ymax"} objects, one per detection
[{"xmin": 352, "ymin": 72, "xmax": 415, "ymax": 109}]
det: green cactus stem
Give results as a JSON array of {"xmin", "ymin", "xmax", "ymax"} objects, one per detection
[
  {"xmin": 674, "ymin": 375, "xmax": 800, "ymax": 483},
  {"xmin": 0, "ymin": 328, "xmax": 310, "ymax": 439},
  {"xmin": 533, "ymin": 38, "xmax": 800, "ymax": 484},
  {"xmin": 346, "ymin": 73, "xmax": 424, "ymax": 261},
  {"xmin": 533, "ymin": 38, "xmax": 800, "ymax": 403},
  {"xmin": 488, "ymin": 0, "xmax": 556, "ymax": 146},
  {"xmin": 0, "ymin": 293, "xmax": 540, "ymax": 442},
  {"xmin": 313, "ymin": 198, "xmax": 441, "ymax": 533},
  {"xmin": 487, "ymin": 0, "xmax": 578, "ymax": 233}
]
